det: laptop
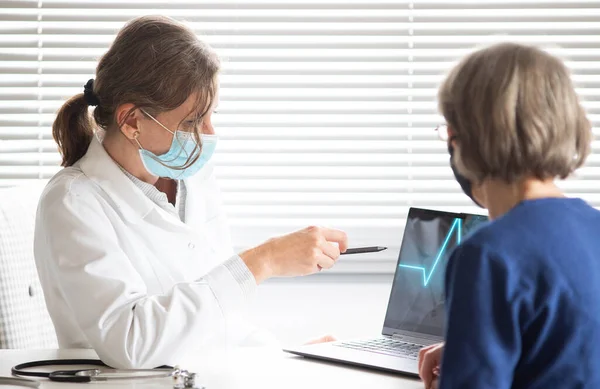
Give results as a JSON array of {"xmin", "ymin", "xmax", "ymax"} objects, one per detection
[{"xmin": 284, "ymin": 207, "xmax": 488, "ymax": 376}]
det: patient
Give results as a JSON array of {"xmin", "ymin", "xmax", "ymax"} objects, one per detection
[{"xmin": 418, "ymin": 43, "xmax": 600, "ymax": 389}]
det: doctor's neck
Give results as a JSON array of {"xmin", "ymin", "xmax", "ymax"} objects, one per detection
[{"xmin": 103, "ymin": 129, "xmax": 159, "ymax": 185}]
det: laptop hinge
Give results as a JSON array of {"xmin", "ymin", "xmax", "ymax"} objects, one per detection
[{"xmin": 391, "ymin": 332, "xmax": 438, "ymax": 345}]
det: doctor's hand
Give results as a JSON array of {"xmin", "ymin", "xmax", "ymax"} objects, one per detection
[
  {"xmin": 419, "ymin": 342, "xmax": 444, "ymax": 389},
  {"xmin": 240, "ymin": 226, "xmax": 348, "ymax": 284},
  {"xmin": 304, "ymin": 334, "xmax": 338, "ymax": 345}
]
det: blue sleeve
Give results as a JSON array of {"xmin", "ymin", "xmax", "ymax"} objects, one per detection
[{"xmin": 439, "ymin": 242, "xmax": 521, "ymax": 389}]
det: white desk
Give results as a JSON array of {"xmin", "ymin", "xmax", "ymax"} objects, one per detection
[
  {"xmin": 0, "ymin": 348, "xmax": 422, "ymax": 389},
  {"xmin": 252, "ymin": 276, "xmax": 394, "ymax": 345}
]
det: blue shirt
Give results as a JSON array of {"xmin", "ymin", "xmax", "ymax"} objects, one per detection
[{"xmin": 440, "ymin": 198, "xmax": 600, "ymax": 389}]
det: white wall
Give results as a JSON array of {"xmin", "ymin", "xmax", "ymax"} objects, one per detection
[{"xmin": 249, "ymin": 275, "xmax": 394, "ymax": 347}]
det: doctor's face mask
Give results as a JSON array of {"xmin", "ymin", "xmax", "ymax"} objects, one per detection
[{"xmin": 134, "ymin": 109, "xmax": 218, "ymax": 180}]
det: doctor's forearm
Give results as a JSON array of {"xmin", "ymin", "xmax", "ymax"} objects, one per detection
[{"xmin": 239, "ymin": 244, "xmax": 274, "ymax": 284}]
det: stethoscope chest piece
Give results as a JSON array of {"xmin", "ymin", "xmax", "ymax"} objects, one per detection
[{"xmin": 173, "ymin": 370, "xmax": 204, "ymax": 389}]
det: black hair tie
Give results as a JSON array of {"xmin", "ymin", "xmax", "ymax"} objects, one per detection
[{"xmin": 83, "ymin": 78, "xmax": 100, "ymax": 107}]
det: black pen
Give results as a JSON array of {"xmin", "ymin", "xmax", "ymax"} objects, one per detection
[{"xmin": 341, "ymin": 246, "xmax": 387, "ymax": 255}]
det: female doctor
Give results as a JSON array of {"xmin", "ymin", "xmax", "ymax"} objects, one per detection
[{"xmin": 34, "ymin": 15, "xmax": 348, "ymax": 369}]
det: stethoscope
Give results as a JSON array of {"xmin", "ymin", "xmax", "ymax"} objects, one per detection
[{"xmin": 1, "ymin": 359, "xmax": 202, "ymax": 388}]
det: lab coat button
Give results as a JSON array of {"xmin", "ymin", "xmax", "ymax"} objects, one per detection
[
  {"xmin": 28, "ymin": 285, "xmax": 34, "ymax": 297},
  {"xmin": 188, "ymin": 242, "xmax": 195, "ymax": 249}
]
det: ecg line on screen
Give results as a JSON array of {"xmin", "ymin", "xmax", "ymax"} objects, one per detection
[{"xmin": 398, "ymin": 218, "xmax": 462, "ymax": 287}]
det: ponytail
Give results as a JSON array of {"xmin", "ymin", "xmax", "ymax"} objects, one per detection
[{"xmin": 52, "ymin": 93, "xmax": 95, "ymax": 167}]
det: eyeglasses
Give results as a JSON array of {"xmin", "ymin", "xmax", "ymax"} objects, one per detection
[{"xmin": 435, "ymin": 124, "xmax": 450, "ymax": 141}]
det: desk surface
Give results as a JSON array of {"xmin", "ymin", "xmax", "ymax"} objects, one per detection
[{"xmin": 0, "ymin": 348, "xmax": 422, "ymax": 389}]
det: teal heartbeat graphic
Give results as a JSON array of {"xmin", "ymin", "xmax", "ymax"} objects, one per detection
[{"xmin": 398, "ymin": 218, "xmax": 462, "ymax": 286}]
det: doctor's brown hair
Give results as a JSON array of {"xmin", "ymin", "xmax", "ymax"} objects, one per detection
[
  {"xmin": 52, "ymin": 15, "xmax": 220, "ymax": 167},
  {"xmin": 438, "ymin": 42, "xmax": 592, "ymax": 184}
]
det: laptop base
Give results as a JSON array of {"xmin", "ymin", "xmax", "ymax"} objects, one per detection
[{"xmin": 283, "ymin": 340, "xmax": 420, "ymax": 376}]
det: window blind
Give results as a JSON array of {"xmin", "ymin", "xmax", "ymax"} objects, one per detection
[{"xmin": 1, "ymin": 0, "xmax": 598, "ymax": 273}]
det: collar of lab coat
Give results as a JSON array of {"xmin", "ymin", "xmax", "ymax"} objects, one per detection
[{"xmin": 78, "ymin": 135, "xmax": 163, "ymax": 223}]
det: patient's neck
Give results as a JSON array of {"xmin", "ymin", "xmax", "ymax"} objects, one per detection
[{"xmin": 482, "ymin": 178, "xmax": 564, "ymax": 220}]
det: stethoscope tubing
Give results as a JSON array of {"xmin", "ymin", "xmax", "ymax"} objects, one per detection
[
  {"xmin": 11, "ymin": 359, "xmax": 174, "ymax": 383},
  {"xmin": 12, "ymin": 359, "xmax": 108, "ymax": 383}
]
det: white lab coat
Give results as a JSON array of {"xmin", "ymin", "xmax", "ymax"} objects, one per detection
[{"xmin": 34, "ymin": 136, "xmax": 275, "ymax": 369}]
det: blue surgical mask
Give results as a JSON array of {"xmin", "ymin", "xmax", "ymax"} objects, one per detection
[{"xmin": 135, "ymin": 110, "xmax": 218, "ymax": 180}]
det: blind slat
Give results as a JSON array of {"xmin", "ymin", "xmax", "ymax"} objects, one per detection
[{"xmin": 1, "ymin": 1, "xmax": 599, "ymax": 273}]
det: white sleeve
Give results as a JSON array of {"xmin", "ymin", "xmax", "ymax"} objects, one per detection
[
  {"xmin": 210, "ymin": 192, "xmax": 280, "ymax": 348},
  {"xmin": 36, "ymin": 183, "xmax": 256, "ymax": 369},
  {"xmin": 236, "ymin": 325, "xmax": 281, "ymax": 348}
]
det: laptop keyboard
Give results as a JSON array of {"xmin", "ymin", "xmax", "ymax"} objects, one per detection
[{"xmin": 333, "ymin": 337, "xmax": 422, "ymax": 360}]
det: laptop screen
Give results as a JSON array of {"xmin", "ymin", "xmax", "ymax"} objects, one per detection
[{"xmin": 382, "ymin": 207, "xmax": 488, "ymax": 337}]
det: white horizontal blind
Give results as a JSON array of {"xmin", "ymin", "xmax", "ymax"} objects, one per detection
[{"xmin": 0, "ymin": 1, "xmax": 599, "ymax": 274}]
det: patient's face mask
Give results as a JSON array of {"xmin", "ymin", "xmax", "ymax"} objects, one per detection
[
  {"xmin": 134, "ymin": 110, "xmax": 218, "ymax": 180},
  {"xmin": 437, "ymin": 124, "xmax": 483, "ymax": 208},
  {"xmin": 447, "ymin": 139, "xmax": 484, "ymax": 208}
]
